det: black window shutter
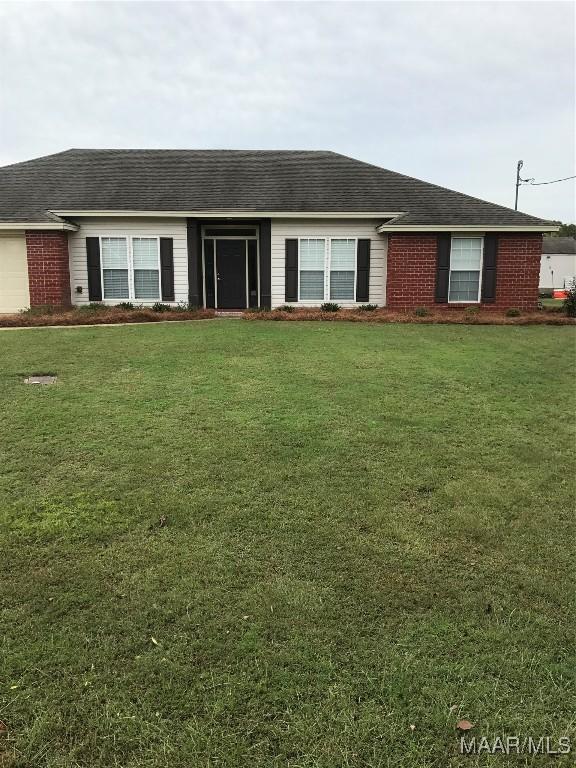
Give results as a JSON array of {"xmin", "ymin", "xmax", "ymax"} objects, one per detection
[
  {"xmin": 160, "ymin": 238, "xmax": 174, "ymax": 301},
  {"xmin": 356, "ymin": 239, "xmax": 370, "ymax": 302},
  {"xmin": 86, "ymin": 237, "xmax": 102, "ymax": 301},
  {"xmin": 285, "ymin": 239, "xmax": 298, "ymax": 302},
  {"xmin": 435, "ymin": 233, "xmax": 451, "ymax": 303},
  {"xmin": 204, "ymin": 239, "xmax": 215, "ymax": 308},
  {"xmin": 481, "ymin": 234, "xmax": 498, "ymax": 303},
  {"xmin": 259, "ymin": 219, "xmax": 272, "ymax": 309}
]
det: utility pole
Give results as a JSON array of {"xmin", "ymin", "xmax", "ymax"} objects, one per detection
[{"xmin": 515, "ymin": 160, "xmax": 523, "ymax": 210}]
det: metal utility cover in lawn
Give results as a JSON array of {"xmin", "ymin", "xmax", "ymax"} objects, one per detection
[{"xmin": 24, "ymin": 375, "xmax": 57, "ymax": 385}]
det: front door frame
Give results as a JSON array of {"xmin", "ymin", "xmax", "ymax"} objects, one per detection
[
  {"xmin": 215, "ymin": 239, "xmax": 248, "ymax": 309},
  {"xmin": 201, "ymin": 224, "xmax": 260, "ymax": 309}
]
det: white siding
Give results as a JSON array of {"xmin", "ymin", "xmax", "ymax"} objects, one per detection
[
  {"xmin": 540, "ymin": 253, "xmax": 576, "ymax": 290},
  {"xmin": 68, "ymin": 217, "xmax": 188, "ymax": 305},
  {"xmin": 270, "ymin": 219, "xmax": 387, "ymax": 308}
]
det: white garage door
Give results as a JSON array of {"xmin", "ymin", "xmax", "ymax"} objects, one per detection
[{"xmin": 0, "ymin": 234, "xmax": 30, "ymax": 313}]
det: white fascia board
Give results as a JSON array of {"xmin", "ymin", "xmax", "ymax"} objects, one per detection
[
  {"xmin": 376, "ymin": 224, "xmax": 559, "ymax": 233},
  {"xmin": 0, "ymin": 221, "xmax": 78, "ymax": 231},
  {"xmin": 50, "ymin": 209, "xmax": 405, "ymax": 220}
]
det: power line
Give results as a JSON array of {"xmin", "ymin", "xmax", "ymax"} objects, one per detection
[
  {"xmin": 527, "ymin": 175, "xmax": 576, "ymax": 186},
  {"xmin": 514, "ymin": 160, "xmax": 575, "ymax": 208}
]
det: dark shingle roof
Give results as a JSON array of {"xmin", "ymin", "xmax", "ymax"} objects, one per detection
[
  {"xmin": 0, "ymin": 148, "xmax": 553, "ymax": 227},
  {"xmin": 542, "ymin": 236, "xmax": 576, "ymax": 254}
]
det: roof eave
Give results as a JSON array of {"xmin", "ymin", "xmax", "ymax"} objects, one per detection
[
  {"xmin": 0, "ymin": 221, "xmax": 78, "ymax": 231},
  {"xmin": 376, "ymin": 223, "xmax": 559, "ymax": 233},
  {"xmin": 49, "ymin": 209, "xmax": 405, "ymax": 220}
]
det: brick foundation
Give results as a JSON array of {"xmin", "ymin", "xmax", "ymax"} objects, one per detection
[
  {"xmin": 386, "ymin": 232, "xmax": 542, "ymax": 311},
  {"xmin": 25, "ymin": 231, "xmax": 71, "ymax": 307}
]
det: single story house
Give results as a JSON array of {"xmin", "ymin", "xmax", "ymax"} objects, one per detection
[
  {"xmin": 540, "ymin": 236, "xmax": 576, "ymax": 292},
  {"xmin": 0, "ymin": 149, "xmax": 557, "ymax": 314}
]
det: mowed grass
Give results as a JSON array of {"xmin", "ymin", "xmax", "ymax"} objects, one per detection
[{"xmin": 1, "ymin": 320, "xmax": 575, "ymax": 768}]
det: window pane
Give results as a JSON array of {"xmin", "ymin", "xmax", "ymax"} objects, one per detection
[
  {"xmin": 330, "ymin": 239, "xmax": 355, "ymax": 270},
  {"xmin": 330, "ymin": 271, "xmax": 354, "ymax": 300},
  {"xmin": 134, "ymin": 269, "xmax": 160, "ymax": 299},
  {"xmin": 101, "ymin": 237, "xmax": 128, "ymax": 269},
  {"xmin": 449, "ymin": 270, "xmax": 480, "ymax": 301},
  {"xmin": 300, "ymin": 239, "xmax": 325, "ymax": 270},
  {"xmin": 132, "ymin": 238, "xmax": 159, "ymax": 269},
  {"xmin": 103, "ymin": 269, "xmax": 129, "ymax": 299},
  {"xmin": 451, "ymin": 238, "xmax": 482, "ymax": 270},
  {"xmin": 300, "ymin": 271, "xmax": 324, "ymax": 300}
]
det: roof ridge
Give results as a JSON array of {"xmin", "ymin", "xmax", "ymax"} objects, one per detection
[{"xmin": 45, "ymin": 148, "xmax": 331, "ymax": 154}]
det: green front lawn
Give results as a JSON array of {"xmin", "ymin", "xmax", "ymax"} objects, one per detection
[{"xmin": 1, "ymin": 321, "xmax": 575, "ymax": 767}]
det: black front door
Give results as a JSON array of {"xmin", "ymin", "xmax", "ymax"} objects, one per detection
[{"xmin": 216, "ymin": 240, "xmax": 247, "ymax": 309}]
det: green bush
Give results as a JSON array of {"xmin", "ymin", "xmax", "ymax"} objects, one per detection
[
  {"xmin": 115, "ymin": 302, "xmax": 135, "ymax": 310},
  {"xmin": 244, "ymin": 306, "xmax": 268, "ymax": 314},
  {"xmin": 357, "ymin": 304, "xmax": 378, "ymax": 311},
  {"xmin": 563, "ymin": 280, "xmax": 576, "ymax": 317},
  {"xmin": 506, "ymin": 307, "xmax": 521, "ymax": 317},
  {"xmin": 78, "ymin": 303, "xmax": 106, "ymax": 312},
  {"xmin": 152, "ymin": 302, "xmax": 172, "ymax": 313},
  {"xmin": 275, "ymin": 305, "xmax": 295, "ymax": 313},
  {"xmin": 320, "ymin": 302, "xmax": 340, "ymax": 312},
  {"xmin": 173, "ymin": 301, "xmax": 199, "ymax": 312},
  {"xmin": 414, "ymin": 307, "xmax": 429, "ymax": 317},
  {"xmin": 19, "ymin": 305, "xmax": 59, "ymax": 316}
]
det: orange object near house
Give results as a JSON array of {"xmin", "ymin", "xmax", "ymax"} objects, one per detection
[{"xmin": 553, "ymin": 289, "xmax": 568, "ymax": 299}]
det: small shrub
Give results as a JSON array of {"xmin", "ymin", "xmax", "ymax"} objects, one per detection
[
  {"xmin": 77, "ymin": 302, "xmax": 106, "ymax": 312},
  {"xmin": 19, "ymin": 304, "xmax": 61, "ymax": 316},
  {"xmin": 115, "ymin": 302, "xmax": 135, "ymax": 310},
  {"xmin": 275, "ymin": 305, "xmax": 296, "ymax": 313},
  {"xmin": 506, "ymin": 307, "xmax": 521, "ymax": 317},
  {"xmin": 173, "ymin": 301, "xmax": 200, "ymax": 312},
  {"xmin": 152, "ymin": 302, "xmax": 172, "ymax": 312},
  {"xmin": 244, "ymin": 306, "xmax": 268, "ymax": 314},
  {"xmin": 464, "ymin": 306, "xmax": 480, "ymax": 317},
  {"xmin": 321, "ymin": 302, "xmax": 340, "ymax": 312},
  {"xmin": 414, "ymin": 307, "xmax": 429, "ymax": 317},
  {"xmin": 357, "ymin": 304, "xmax": 378, "ymax": 312},
  {"xmin": 563, "ymin": 280, "xmax": 576, "ymax": 317}
]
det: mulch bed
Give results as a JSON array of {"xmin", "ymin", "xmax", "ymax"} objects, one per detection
[
  {"xmin": 0, "ymin": 308, "xmax": 216, "ymax": 328},
  {"xmin": 242, "ymin": 308, "xmax": 575, "ymax": 325},
  {"xmin": 1, "ymin": 306, "xmax": 573, "ymax": 328}
]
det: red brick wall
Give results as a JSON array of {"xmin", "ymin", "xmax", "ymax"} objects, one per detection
[
  {"xmin": 25, "ymin": 231, "xmax": 71, "ymax": 307},
  {"xmin": 386, "ymin": 232, "xmax": 542, "ymax": 310},
  {"xmin": 386, "ymin": 234, "xmax": 438, "ymax": 309},
  {"xmin": 494, "ymin": 234, "xmax": 542, "ymax": 310}
]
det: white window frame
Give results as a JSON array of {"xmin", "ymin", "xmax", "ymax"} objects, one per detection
[
  {"xmin": 448, "ymin": 236, "xmax": 484, "ymax": 304},
  {"xmin": 297, "ymin": 237, "xmax": 358, "ymax": 302},
  {"xmin": 328, "ymin": 237, "xmax": 357, "ymax": 302},
  {"xmin": 99, "ymin": 235, "xmax": 162, "ymax": 301}
]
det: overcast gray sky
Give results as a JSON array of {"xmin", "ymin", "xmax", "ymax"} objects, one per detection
[{"xmin": 0, "ymin": 1, "xmax": 574, "ymax": 221}]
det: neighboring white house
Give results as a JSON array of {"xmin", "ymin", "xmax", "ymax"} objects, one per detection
[{"xmin": 540, "ymin": 236, "xmax": 576, "ymax": 292}]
